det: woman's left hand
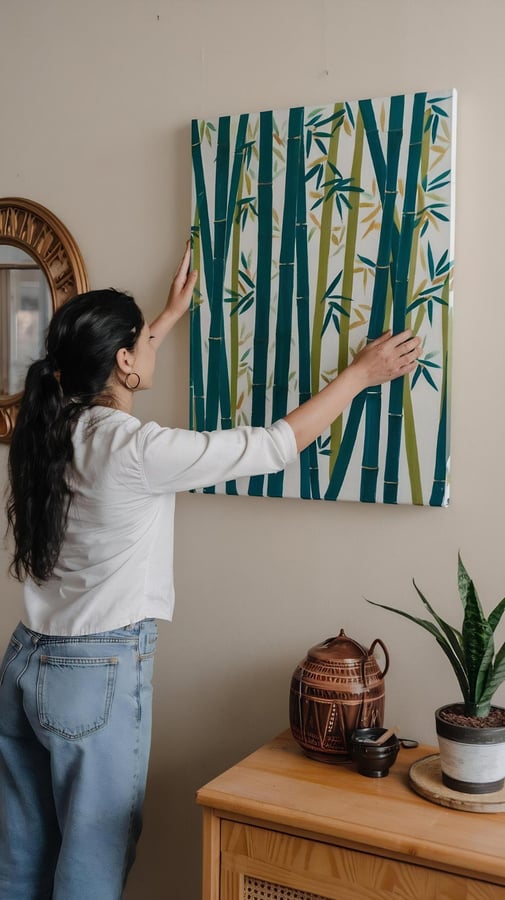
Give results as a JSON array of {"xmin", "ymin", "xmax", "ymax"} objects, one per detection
[
  {"xmin": 165, "ymin": 241, "xmax": 198, "ymax": 322},
  {"xmin": 149, "ymin": 242, "xmax": 198, "ymax": 344}
]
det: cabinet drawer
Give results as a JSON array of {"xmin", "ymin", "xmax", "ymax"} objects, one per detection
[{"xmin": 220, "ymin": 820, "xmax": 505, "ymax": 900}]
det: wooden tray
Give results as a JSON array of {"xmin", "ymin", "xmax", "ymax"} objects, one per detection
[{"xmin": 409, "ymin": 754, "xmax": 505, "ymax": 813}]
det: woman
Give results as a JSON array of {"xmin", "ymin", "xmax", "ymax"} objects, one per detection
[{"xmin": 0, "ymin": 244, "xmax": 420, "ymax": 899}]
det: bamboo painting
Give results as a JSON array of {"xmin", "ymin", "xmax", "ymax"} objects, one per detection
[{"xmin": 190, "ymin": 90, "xmax": 456, "ymax": 506}]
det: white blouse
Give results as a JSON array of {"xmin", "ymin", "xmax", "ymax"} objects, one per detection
[{"xmin": 23, "ymin": 408, "xmax": 297, "ymax": 635}]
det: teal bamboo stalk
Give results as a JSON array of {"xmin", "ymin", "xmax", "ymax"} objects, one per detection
[
  {"xmin": 429, "ymin": 355, "xmax": 448, "ymax": 506},
  {"xmin": 205, "ymin": 115, "xmax": 249, "ymax": 441},
  {"xmin": 310, "ymin": 103, "xmax": 345, "ymax": 400},
  {"xmin": 268, "ymin": 106, "xmax": 304, "ymax": 498},
  {"xmin": 383, "ymin": 92, "xmax": 427, "ymax": 504},
  {"xmin": 189, "ymin": 210, "xmax": 205, "ymax": 432},
  {"xmin": 295, "ymin": 115, "xmax": 318, "ymax": 499},
  {"xmin": 399, "ymin": 108, "xmax": 432, "ymax": 505},
  {"xmin": 249, "ymin": 110, "xmax": 273, "ymax": 497},
  {"xmin": 358, "ymin": 99, "xmax": 401, "ymax": 302},
  {"xmin": 221, "ymin": 115, "xmax": 249, "ymax": 441},
  {"xmin": 430, "ymin": 275, "xmax": 451, "ymax": 506},
  {"xmin": 360, "ymin": 94, "xmax": 405, "ymax": 502},
  {"xmin": 329, "ymin": 109, "xmax": 364, "ymax": 472},
  {"xmin": 324, "ymin": 391, "xmax": 368, "ymax": 500},
  {"xmin": 205, "ymin": 116, "xmax": 231, "ymax": 437},
  {"xmin": 229, "ymin": 166, "xmax": 244, "ymax": 428},
  {"xmin": 324, "ymin": 100, "xmax": 401, "ymax": 502}
]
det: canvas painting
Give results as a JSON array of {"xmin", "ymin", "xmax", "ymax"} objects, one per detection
[{"xmin": 190, "ymin": 89, "xmax": 456, "ymax": 505}]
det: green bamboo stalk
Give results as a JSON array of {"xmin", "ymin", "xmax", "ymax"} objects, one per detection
[
  {"xmin": 249, "ymin": 111, "xmax": 273, "ymax": 497},
  {"xmin": 383, "ymin": 92, "xmax": 427, "ymax": 504},
  {"xmin": 268, "ymin": 106, "xmax": 304, "ymax": 498},
  {"xmin": 329, "ymin": 109, "xmax": 364, "ymax": 472},
  {"xmin": 295, "ymin": 115, "xmax": 317, "ymax": 499},
  {"xmin": 223, "ymin": 116, "xmax": 249, "ymax": 495},
  {"xmin": 229, "ymin": 163, "xmax": 245, "ymax": 426},
  {"xmin": 360, "ymin": 94, "xmax": 405, "ymax": 503},
  {"xmin": 310, "ymin": 103, "xmax": 345, "ymax": 399}
]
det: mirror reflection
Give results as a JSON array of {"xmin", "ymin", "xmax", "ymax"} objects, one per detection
[{"xmin": 0, "ymin": 245, "xmax": 52, "ymax": 396}]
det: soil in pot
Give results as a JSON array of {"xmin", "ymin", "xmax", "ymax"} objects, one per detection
[{"xmin": 439, "ymin": 705, "xmax": 505, "ymax": 729}]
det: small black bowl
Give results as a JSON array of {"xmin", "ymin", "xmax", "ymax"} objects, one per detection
[{"xmin": 350, "ymin": 727, "xmax": 400, "ymax": 778}]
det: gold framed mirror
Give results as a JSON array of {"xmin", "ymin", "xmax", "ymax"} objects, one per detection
[{"xmin": 0, "ymin": 197, "xmax": 89, "ymax": 442}]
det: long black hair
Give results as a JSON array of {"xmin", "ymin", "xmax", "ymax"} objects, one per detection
[{"xmin": 6, "ymin": 289, "xmax": 144, "ymax": 583}]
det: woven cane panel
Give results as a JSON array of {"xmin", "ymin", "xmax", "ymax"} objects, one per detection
[{"xmin": 244, "ymin": 875, "xmax": 331, "ymax": 900}]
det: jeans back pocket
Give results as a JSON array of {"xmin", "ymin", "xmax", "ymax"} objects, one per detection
[{"xmin": 37, "ymin": 655, "xmax": 118, "ymax": 739}]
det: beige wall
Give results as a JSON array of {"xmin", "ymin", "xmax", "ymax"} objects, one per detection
[{"xmin": 1, "ymin": 0, "xmax": 504, "ymax": 896}]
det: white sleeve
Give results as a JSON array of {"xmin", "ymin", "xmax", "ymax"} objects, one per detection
[{"xmin": 138, "ymin": 419, "xmax": 298, "ymax": 494}]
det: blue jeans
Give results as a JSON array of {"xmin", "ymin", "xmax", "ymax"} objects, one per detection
[{"xmin": 0, "ymin": 619, "xmax": 157, "ymax": 900}]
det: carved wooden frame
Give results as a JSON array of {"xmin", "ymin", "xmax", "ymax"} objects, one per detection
[{"xmin": 0, "ymin": 197, "xmax": 89, "ymax": 442}]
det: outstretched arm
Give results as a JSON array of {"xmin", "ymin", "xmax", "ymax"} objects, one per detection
[
  {"xmin": 284, "ymin": 331, "xmax": 421, "ymax": 452},
  {"xmin": 150, "ymin": 244, "xmax": 421, "ymax": 453},
  {"xmin": 149, "ymin": 242, "xmax": 198, "ymax": 347}
]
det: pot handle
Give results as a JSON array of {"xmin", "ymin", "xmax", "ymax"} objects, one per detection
[{"xmin": 368, "ymin": 638, "xmax": 389, "ymax": 680}]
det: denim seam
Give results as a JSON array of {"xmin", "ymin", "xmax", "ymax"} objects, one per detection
[
  {"xmin": 34, "ymin": 637, "xmax": 137, "ymax": 646},
  {"xmin": 0, "ymin": 636, "xmax": 22, "ymax": 686},
  {"xmin": 16, "ymin": 636, "xmax": 40, "ymax": 689},
  {"xmin": 120, "ymin": 662, "xmax": 142, "ymax": 890},
  {"xmin": 40, "ymin": 657, "xmax": 119, "ymax": 666}
]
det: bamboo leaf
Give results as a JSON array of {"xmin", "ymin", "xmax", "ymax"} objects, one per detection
[
  {"xmin": 357, "ymin": 254, "xmax": 377, "ymax": 269},
  {"xmin": 427, "ymin": 242, "xmax": 435, "ymax": 280},
  {"xmin": 345, "ymin": 102, "xmax": 355, "ymax": 128},
  {"xmin": 422, "ymin": 367, "xmax": 438, "ymax": 390},
  {"xmin": 239, "ymin": 269, "xmax": 255, "ymax": 290},
  {"xmin": 322, "ymin": 305, "xmax": 334, "ymax": 336},
  {"xmin": 322, "ymin": 269, "xmax": 343, "ymax": 299},
  {"xmin": 411, "ymin": 366, "xmax": 422, "ymax": 389},
  {"xmin": 431, "ymin": 104, "xmax": 449, "ymax": 117}
]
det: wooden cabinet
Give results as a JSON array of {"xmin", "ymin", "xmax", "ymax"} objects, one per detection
[{"xmin": 196, "ymin": 732, "xmax": 505, "ymax": 900}]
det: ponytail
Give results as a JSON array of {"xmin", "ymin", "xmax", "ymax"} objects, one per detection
[
  {"xmin": 6, "ymin": 288, "xmax": 144, "ymax": 583},
  {"xmin": 6, "ymin": 357, "xmax": 79, "ymax": 583}
]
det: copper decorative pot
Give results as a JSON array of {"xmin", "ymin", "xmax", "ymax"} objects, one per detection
[{"xmin": 289, "ymin": 629, "xmax": 389, "ymax": 763}]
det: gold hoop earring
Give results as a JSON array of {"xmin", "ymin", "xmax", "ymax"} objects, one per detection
[{"xmin": 125, "ymin": 372, "xmax": 141, "ymax": 391}]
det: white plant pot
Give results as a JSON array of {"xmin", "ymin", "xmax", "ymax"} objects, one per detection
[{"xmin": 435, "ymin": 704, "xmax": 505, "ymax": 794}]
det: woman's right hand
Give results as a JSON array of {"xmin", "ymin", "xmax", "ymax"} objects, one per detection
[
  {"xmin": 349, "ymin": 330, "xmax": 421, "ymax": 389},
  {"xmin": 284, "ymin": 329, "xmax": 421, "ymax": 453}
]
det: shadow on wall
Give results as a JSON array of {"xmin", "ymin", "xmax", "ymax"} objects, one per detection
[{"xmin": 124, "ymin": 656, "xmax": 292, "ymax": 900}]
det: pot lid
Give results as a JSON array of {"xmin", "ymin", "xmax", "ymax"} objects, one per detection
[{"xmin": 308, "ymin": 629, "xmax": 368, "ymax": 662}]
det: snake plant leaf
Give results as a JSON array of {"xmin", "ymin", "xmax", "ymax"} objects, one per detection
[
  {"xmin": 458, "ymin": 554, "xmax": 485, "ymax": 616},
  {"xmin": 461, "ymin": 568, "xmax": 493, "ymax": 703},
  {"xmin": 487, "ymin": 597, "xmax": 505, "ymax": 633},
  {"xmin": 365, "ymin": 597, "xmax": 470, "ymax": 700},
  {"xmin": 479, "ymin": 639, "xmax": 505, "ymax": 708},
  {"xmin": 412, "ymin": 580, "xmax": 465, "ymax": 666}
]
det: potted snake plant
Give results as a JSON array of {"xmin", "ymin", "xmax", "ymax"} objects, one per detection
[{"xmin": 366, "ymin": 555, "xmax": 505, "ymax": 794}]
